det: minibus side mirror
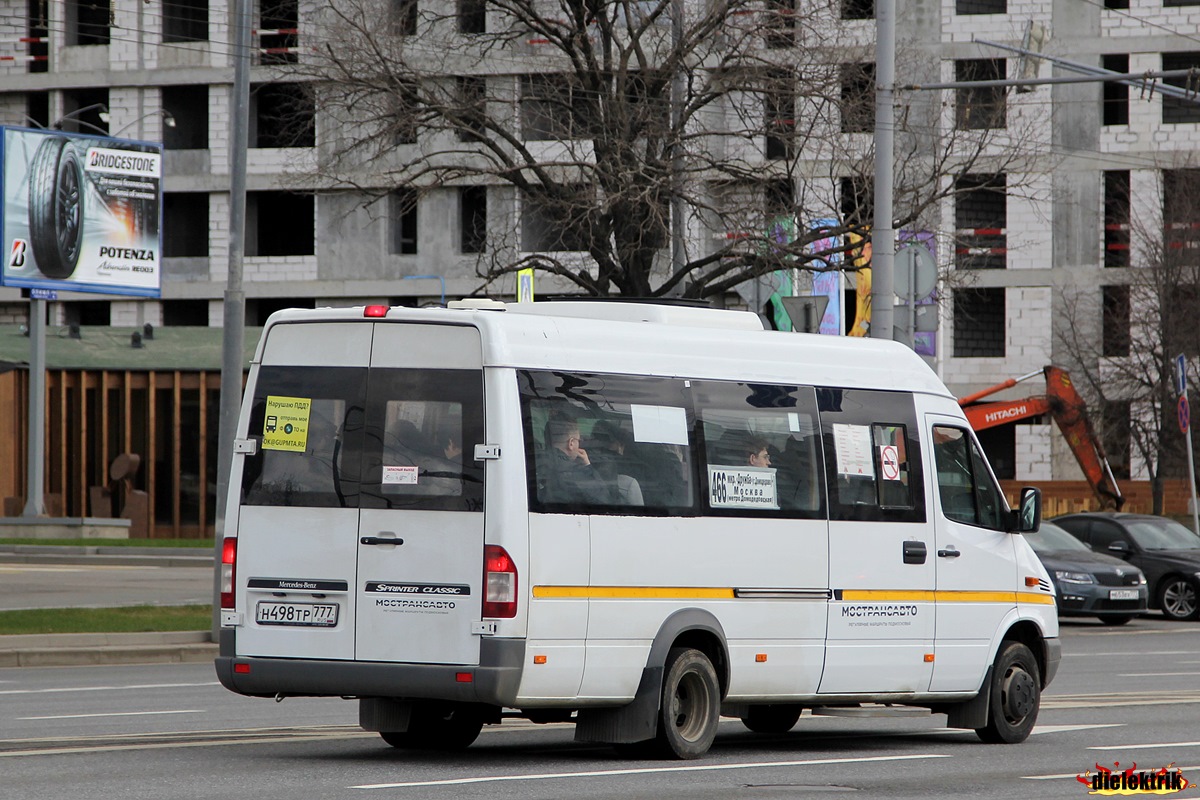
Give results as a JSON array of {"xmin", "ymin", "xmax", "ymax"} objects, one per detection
[{"xmin": 1011, "ymin": 486, "xmax": 1042, "ymax": 533}]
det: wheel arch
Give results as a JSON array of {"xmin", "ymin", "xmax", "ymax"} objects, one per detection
[{"xmin": 573, "ymin": 607, "xmax": 729, "ymax": 745}]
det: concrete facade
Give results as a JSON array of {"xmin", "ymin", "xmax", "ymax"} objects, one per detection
[{"xmin": 0, "ymin": 0, "xmax": 1194, "ymax": 486}]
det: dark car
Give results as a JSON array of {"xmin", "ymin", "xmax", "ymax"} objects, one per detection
[
  {"xmin": 1053, "ymin": 512, "xmax": 1200, "ymax": 621},
  {"xmin": 1024, "ymin": 521, "xmax": 1148, "ymax": 624}
]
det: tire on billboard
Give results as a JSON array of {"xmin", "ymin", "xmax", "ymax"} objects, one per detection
[{"xmin": 27, "ymin": 135, "xmax": 85, "ymax": 279}]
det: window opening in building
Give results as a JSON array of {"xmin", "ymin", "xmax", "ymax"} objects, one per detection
[
  {"xmin": 247, "ymin": 191, "xmax": 315, "ymax": 256},
  {"xmin": 163, "ymin": 193, "xmax": 210, "ymax": 258},
  {"xmin": 259, "ymin": 0, "xmax": 298, "ymax": 64},
  {"xmin": 245, "ymin": 298, "xmax": 316, "ymax": 327},
  {"xmin": 764, "ymin": 0, "xmax": 795, "ymax": 49},
  {"xmin": 1102, "ymin": 284, "xmax": 1130, "ymax": 357},
  {"xmin": 955, "ymin": 174, "xmax": 1007, "ymax": 270},
  {"xmin": 1104, "ymin": 170, "xmax": 1130, "ymax": 268},
  {"xmin": 840, "ymin": 176, "xmax": 872, "ymax": 228},
  {"xmin": 521, "ymin": 75, "xmax": 593, "ymax": 141},
  {"xmin": 63, "ymin": 301, "xmax": 111, "ymax": 326},
  {"xmin": 975, "ymin": 422, "xmax": 1016, "ymax": 480},
  {"xmin": 764, "ymin": 71, "xmax": 795, "ymax": 160},
  {"xmin": 956, "ymin": 0, "xmax": 1005, "ymax": 14},
  {"xmin": 392, "ymin": 0, "xmax": 418, "ymax": 36},
  {"xmin": 251, "ymin": 83, "xmax": 315, "ymax": 148},
  {"xmin": 163, "ymin": 0, "xmax": 209, "ymax": 43},
  {"xmin": 1102, "ymin": 54, "xmax": 1129, "ymax": 126},
  {"xmin": 1101, "ymin": 401, "xmax": 1131, "ymax": 480},
  {"xmin": 956, "ymin": 59, "xmax": 1007, "ymax": 130},
  {"xmin": 163, "ymin": 300, "xmax": 211, "ymax": 327},
  {"xmin": 458, "ymin": 0, "xmax": 486, "ymax": 33},
  {"xmin": 953, "ymin": 287, "xmax": 1005, "ymax": 357},
  {"xmin": 456, "ymin": 76, "xmax": 487, "ymax": 142},
  {"xmin": 162, "ymin": 86, "xmax": 209, "ymax": 150},
  {"xmin": 26, "ymin": 0, "xmax": 48, "ymax": 72},
  {"xmin": 1164, "ymin": 169, "xmax": 1200, "ymax": 277},
  {"xmin": 1163, "ymin": 53, "xmax": 1200, "ymax": 124},
  {"xmin": 61, "ymin": 89, "xmax": 108, "ymax": 135},
  {"xmin": 25, "ymin": 91, "xmax": 49, "ymax": 127},
  {"xmin": 841, "ymin": 0, "xmax": 873, "ymax": 19},
  {"xmin": 390, "ymin": 190, "xmax": 419, "ymax": 255},
  {"xmin": 67, "ymin": 0, "xmax": 110, "ymax": 46},
  {"xmin": 840, "ymin": 62, "xmax": 875, "ymax": 134},
  {"xmin": 460, "ymin": 186, "xmax": 487, "ymax": 254},
  {"xmin": 521, "ymin": 187, "xmax": 592, "ymax": 252}
]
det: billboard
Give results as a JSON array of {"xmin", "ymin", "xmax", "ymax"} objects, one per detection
[{"xmin": 1, "ymin": 126, "xmax": 162, "ymax": 297}]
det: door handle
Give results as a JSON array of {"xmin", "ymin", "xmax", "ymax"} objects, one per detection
[
  {"xmin": 938, "ymin": 546, "xmax": 961, "ymax": 558},
  {"xmin": 360, "ymin": 536, "xmax": 404, "ymax": 546},
  {"xmin": 903, "ymin": 540, "xmax": 927, "ymax": 564}
]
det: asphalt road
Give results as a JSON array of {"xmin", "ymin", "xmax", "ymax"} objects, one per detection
[{"xmin": 2, "ymin": 616, "xmax": 1199, "ymax": 800}]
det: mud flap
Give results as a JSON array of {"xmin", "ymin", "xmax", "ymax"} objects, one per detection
[
  {"xmin": 574, "ymin": 665, "xmax": 663, "ymax": 744},
  {"xmin": 944, "ymin": 666, "xmax": 992, "ymax": 729}
]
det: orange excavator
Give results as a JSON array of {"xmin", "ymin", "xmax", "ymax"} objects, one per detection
[{"xmin": 959, "ymin": 366, "xmax": 1125, "ymax": 511}]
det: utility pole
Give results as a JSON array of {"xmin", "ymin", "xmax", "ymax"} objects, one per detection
[
  {"xmin": 870, "ymin": 0, "xmax": 895, "ymax": 342},
  {"xmin": 213, "ymin": 0, "xmax": 252, "ymax": 630}
]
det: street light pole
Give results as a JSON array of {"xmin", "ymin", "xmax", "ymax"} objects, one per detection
[
  {"xmin": 213, "ymin": 0, "xmax": 252, "ymax": 630},
  {"xmin": 870, "ymin": 0, "xmax": 896, "ymax": 342}
]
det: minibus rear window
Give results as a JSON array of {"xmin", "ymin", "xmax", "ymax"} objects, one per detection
[{"xmin": 241, "ymin": 366, "xmax": 367, "ymax": 508}]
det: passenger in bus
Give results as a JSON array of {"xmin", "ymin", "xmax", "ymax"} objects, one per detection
[
  {"xmin": 588, "ymin": 420, "xmax": 645, "ymax": 506},
  {"xmin": 540, "ymin": 415, "xmax": 617, "ymax": 505},
  {"xmin": 744, "ymin": 437, "xmax": 772, "ymax": 469},
  {"xmin": 776, "ymin": 435, "xmax": 819, "ymax": 511}
]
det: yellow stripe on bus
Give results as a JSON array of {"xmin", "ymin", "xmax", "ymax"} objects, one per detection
[
  {"xmin": 532, "ymin": 586, "xmax": 736, "ymax": 600},
  {"xmin": 532, "ymin": 587, "xmax": 1055, "ymax": 604}
]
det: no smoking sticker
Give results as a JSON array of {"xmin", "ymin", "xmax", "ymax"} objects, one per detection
[{"xmin": 879, "ymin": 444, "xmax": 901, "ymax": 481}]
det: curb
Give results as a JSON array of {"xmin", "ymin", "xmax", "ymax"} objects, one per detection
[
  {"xmin": 0, "ymin": 631, "xmax": 217, "ymax": 668},
  {"xmin": 0, "ymin": 545, "xmax": 212, "ymax": 568}
]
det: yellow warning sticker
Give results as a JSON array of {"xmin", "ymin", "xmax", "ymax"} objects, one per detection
[{"xmin": 262, "ymin": 396, "xmax": 311, "ymax": 452}]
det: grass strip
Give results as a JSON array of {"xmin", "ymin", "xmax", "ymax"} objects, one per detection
[
  {"xmin": 0, "ymin": 605, "xmax": 212, "ymax": 636},
  {"xmin": 0, "ymin": 538, "xmax": 212, "ymax": 548}
]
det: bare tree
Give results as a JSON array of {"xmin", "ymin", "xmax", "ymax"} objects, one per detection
[
  {"xmin": 1059, "ymin": 166, "xmax": 1200, "ymax": 513},
  {"xmin": 283, "ymin": 0, "xmax": 1045, "ymax": 300}
]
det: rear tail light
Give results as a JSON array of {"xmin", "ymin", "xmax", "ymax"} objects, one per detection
[
  {"xmin": 220, "ymin": 537, "xmax": 237, "ymax": 609},
  {"xmin": 483, "ymin": 544, "xmax": 518, "ymax": 618}
]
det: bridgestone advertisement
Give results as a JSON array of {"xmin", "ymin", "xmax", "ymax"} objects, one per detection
[{"xmin": 0, "ymin": 126, "xmax": 162, "ymax": 296}]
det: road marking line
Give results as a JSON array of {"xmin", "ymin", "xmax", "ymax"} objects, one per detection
[
  {"xmin": 1089, "ymin": 741, "xmax": 1200, "ymax": 751},
  {"xmin": 1117, "ymin": 672, "xmax": 1200, "ymax": 677},
  {"xmin": 350, "ymin": 754, "xmax": 952, "ymax": 790},
  {"xmin": 1031, "ymin": 724, "xmax": 1125, "ymax": 735},
  {"xmin": 1063, "ymin": 651, "xmax": 1198, "ymax": 657},
  {"xmin": 1024, "ymin": 765, "xmax": 1200, "ymax": 781},
  {"xmin": 18, "ymin": 710, "xmax": 205, "ymax": 721},
  {"xmin": 0, "ymin": 682, "xmax": 220, "ymax": 696}
]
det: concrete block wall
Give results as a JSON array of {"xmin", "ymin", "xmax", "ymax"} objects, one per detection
[{"xmin": 1016, "ymin": 422, "xmax": 1052, "ymax": 481}]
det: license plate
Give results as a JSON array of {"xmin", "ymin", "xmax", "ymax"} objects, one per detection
[
  {"xmin": 255, "ymin": 601, "xmax": 339, "ymax": 627},
  {"xmin": 1109, "ymin": 589, "xmax": 1140, "ymax": 601}
]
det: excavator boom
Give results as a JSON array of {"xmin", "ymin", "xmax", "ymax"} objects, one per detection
[{"xmin": 960, "ymin": 366, "xmax": 1125, "ymax": 511}]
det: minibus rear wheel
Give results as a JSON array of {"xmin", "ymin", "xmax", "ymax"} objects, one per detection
[
  {"xmin": 975, "ymin": 641, "xmax": 1040, "ymax": 744},
  {"xmin": 740, "ymin": 704, "xmax": 802, "ymax": 734},
  {"xmin": 379, "ymin": 702, "xmax": 483, "ymax": 751},
  {"xmin": 655, "ymin": 647, "xmax": 721, "ymax": 758}
]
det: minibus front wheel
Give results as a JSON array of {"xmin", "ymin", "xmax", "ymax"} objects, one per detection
[{"xmin": 975, "ymin": 641, "xmax": 1040, "ymax": 744}]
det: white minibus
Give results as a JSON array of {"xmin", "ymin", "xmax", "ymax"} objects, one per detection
[{"xmin": 215, "ymin": 300, "xmax": 1058, "ymax": 759}]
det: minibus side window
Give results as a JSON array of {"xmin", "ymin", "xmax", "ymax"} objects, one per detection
[
  {"xmin": 519, "ymin": 370, "xmax": 696, "ymax": 515},
  {"xmin": 241, "ymin": 366, "xmax": 367, "ymax": 508},
  {"xmin": 817, "ymin": 387, "xmax": 925, "ymax": 523},
  {"xmin": 932, "ymin": 425, "xmax": 1007, "ymax": 529},
  {"xmin": 691, "ymin": 381, "xmax": 826, "ymax": 519}
]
